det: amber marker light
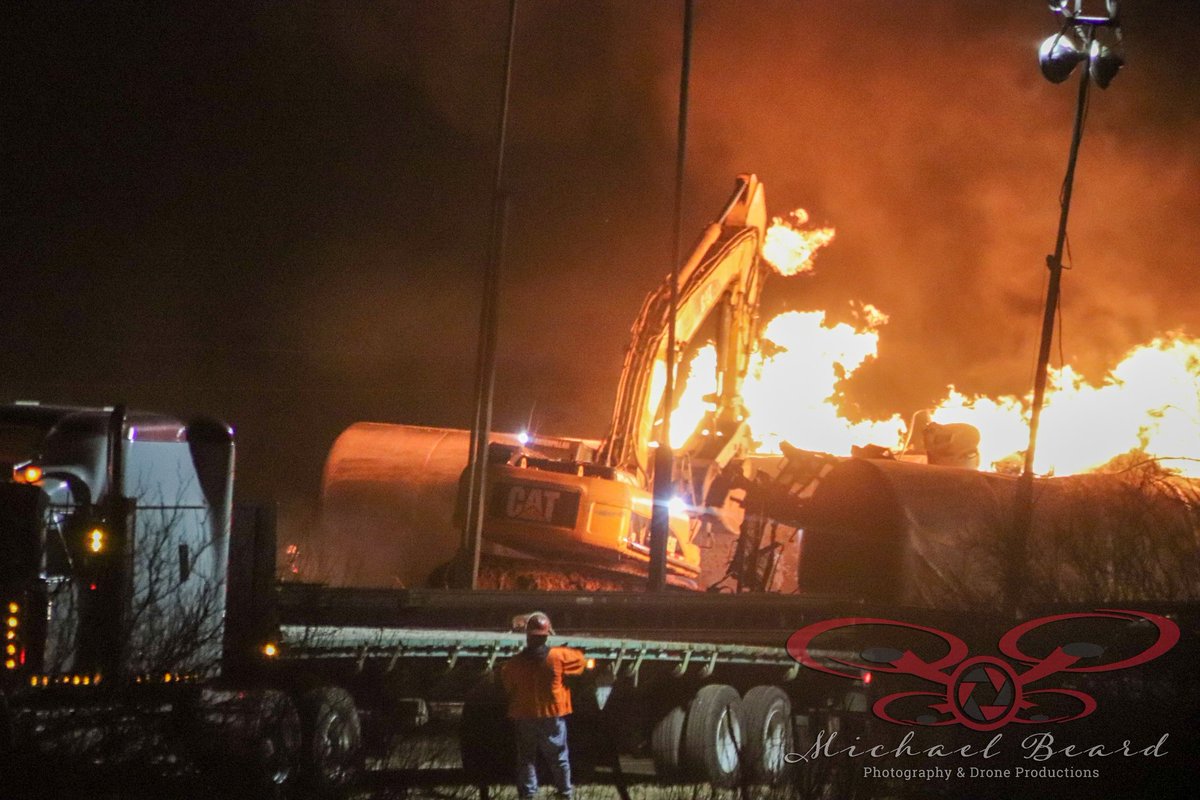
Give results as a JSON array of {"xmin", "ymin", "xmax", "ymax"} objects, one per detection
[
  {"xmin": 262, "ymin": 643, "xmax": 279, "ymax": 658},
  {"xmin": 13, "ymin": 465, "xmax": 42, "ymax": 484},
  {"xmin": 87, "ymin": 528, "xmax": 106, "ymax": 554}
]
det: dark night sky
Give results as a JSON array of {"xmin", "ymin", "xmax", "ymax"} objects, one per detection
[{"xmin": 4, "ymin": 2, "xmax": 1199, "ymax": 527}]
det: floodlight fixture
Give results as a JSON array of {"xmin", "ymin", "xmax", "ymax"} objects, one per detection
[
  {"xmin": 1088, "ymin": 40, "xmax": 1124, "ymax": 88},
  {"xmin": 1038, "ymin": 0, "xmax": 1123, "ymax": 87},
  {"xmin": 1038, "ymin": 33, "xmax": 1087, "ymax": 83}
]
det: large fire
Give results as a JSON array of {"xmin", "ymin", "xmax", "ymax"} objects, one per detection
[
  {"xmin": 670, "ymin": 210, "xmax": 1200, "ymax": 479},
  {"xmin": 931, "ymin": 339, "xmax": 1200, "ymax": 476},
  {"xmin": 740, "ymin": 311, "xmax": 906, "ymax": 455}
]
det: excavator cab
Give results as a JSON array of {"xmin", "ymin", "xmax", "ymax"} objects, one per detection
[{"xmin": 480, "ymin": 435, "xmax": 700, "ymax": 588}]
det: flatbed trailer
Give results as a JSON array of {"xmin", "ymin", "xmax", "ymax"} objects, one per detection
[{"xmin": 262, "ymin": 575, "xmax": 881, "ymax": 790}]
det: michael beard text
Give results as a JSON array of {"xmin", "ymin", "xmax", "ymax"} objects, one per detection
[{"xmin": 785, "ymin": 730, "xmax": 1169, "ymax": 764}]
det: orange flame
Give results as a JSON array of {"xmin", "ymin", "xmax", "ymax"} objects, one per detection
[
  {"xmin": 665, "ymin": 208, "xmax": 1200, "ymax": 480},
  {"xmin": 762, "ymin": 209, "xmax": 835, "ymax": 276},
  {"xmin": 670, "ymin": 345, "xmax": 718, "ymax": 449},
  {"xmin": 742, "ymin": 311, "xmax": 906, "ymax": 454},
  {"xmin": 728, "ymin": 321, "xmax": 1200, "ymax": 478},
  {"xmin": 930, "ymin": 337, "xmax": 1200, "ymax": 477}
]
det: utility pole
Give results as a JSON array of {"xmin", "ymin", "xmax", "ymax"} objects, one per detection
[
  {"xmin": 462, "ymin": 0, "xmax": 519, "ymax": 589},
  {"xmin": 648, "ymin": 0, "xmax": 694, "ymax": 592}
]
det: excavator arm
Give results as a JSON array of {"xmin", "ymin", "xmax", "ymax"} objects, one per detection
[{"xmin": 599, "ymin": 174, "xmax": 768, "ymax": 485}]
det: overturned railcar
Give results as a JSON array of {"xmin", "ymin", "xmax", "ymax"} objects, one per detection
[{"xmin": 749, "ymin": 454, "xmax": 1200, "ymax": 608}]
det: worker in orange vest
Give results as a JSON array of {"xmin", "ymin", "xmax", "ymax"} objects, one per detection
[{"xmin": 501, "ymin": 611, "xmax": 585, "ymax": 800}]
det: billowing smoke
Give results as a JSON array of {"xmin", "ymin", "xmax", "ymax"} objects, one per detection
[{"xmin": 4, "ymin": 1, "xmax": 1197, "ymax": 508}]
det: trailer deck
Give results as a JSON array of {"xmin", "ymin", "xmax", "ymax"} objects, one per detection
[{"xmin": 279, "ymin": 624, "xmax": 807, "ymax": 672}]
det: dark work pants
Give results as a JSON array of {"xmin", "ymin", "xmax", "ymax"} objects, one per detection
[{"xmin": 514, "ymin": 716, "xmax": 571, "ymax": 798}]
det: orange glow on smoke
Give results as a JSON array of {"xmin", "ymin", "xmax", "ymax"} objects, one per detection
[{"xmin": 666, "ymin": 211, "xmax": 1200, "ymax": 479}]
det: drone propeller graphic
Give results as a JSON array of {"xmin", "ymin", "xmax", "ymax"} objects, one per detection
[{"xmin": 786, "ymin": 610, "xmax": 1179, "ymax": 731}]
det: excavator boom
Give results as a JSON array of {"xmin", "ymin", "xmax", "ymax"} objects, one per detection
[{"xmin": 600, "ymin": 174, "xmax": 767, "ymax": 483}]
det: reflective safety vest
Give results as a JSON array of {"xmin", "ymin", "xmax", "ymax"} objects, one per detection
[{"xmin": 501, "ymin": 645, "xmax": 586, "ymax": 719}]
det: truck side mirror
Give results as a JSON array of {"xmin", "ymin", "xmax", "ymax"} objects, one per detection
[{"xmin": 178, "ymin": 543, "xmax": 191, "ymax": 583}]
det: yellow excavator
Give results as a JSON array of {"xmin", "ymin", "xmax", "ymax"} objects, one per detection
[{"xmin": 317, "ymin": 175, "xmax": 771, "ymax": 590}]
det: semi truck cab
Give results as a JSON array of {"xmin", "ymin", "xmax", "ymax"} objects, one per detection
[{"xmin": 0, "ymin": 403, "xmax": 235, "ymax": 688}]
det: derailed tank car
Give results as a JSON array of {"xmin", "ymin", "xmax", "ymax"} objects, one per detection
[{"xmin": 735, "ymin": 448, "xmax": 1200, "ymax": 607}]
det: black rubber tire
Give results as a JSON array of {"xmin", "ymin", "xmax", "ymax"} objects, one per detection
[
  {"xmin": 248, "ymin": 689, "xmax": 303, "ymax": 798},
  {"xmin": 182, "ymin": 688, "xmax": 301, "ymax": 798},
  {"xmin": 650, "ymin": 705, "xmax": 686, "ymax": 779},
  {"xmin": 742, "ymin": 685, "xmax": 793, "ymax": 784},
  {"xmin": 682, "ymin": 684, "xmax": 744, "ymax": 788},
  {"xmin": 298, "ymin": 686, "xmax": 362, "ymax": 796}
]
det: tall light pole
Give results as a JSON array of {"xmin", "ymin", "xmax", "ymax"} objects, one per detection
[
  {"xmin": 462, "ymin": 0, "xmax": 519, "ymax": 589},
  {"xmin": 648, "ymin": 0, "xmax": 695, "ymax": 592},
  {"xmin": 1007, "ymin": 0, "xmax": 1124, "ymax": 612}
]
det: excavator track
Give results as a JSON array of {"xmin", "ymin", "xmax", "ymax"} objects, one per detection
[{"xmin": 445, "ymin": 554, "xmax": 698, "ymax": 592}]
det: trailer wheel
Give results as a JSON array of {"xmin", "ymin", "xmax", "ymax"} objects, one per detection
[
  {"xmin": 682, "ymin": 684, "xmax": 744, "ymax": 787},
  {"xmin": 742, "ymin": 686, "xmax": 792, "ymax": 784},
  {"xmin": 248, "ymin": 689, "xmax": 303, "ymax": 797},
  {"xmin": 299, "ymin": 686, "xmax": 362, "ymax": 795},
  {"xmin": 650, "ymin": 705, "xmax": 685, "ymax": 778}
]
